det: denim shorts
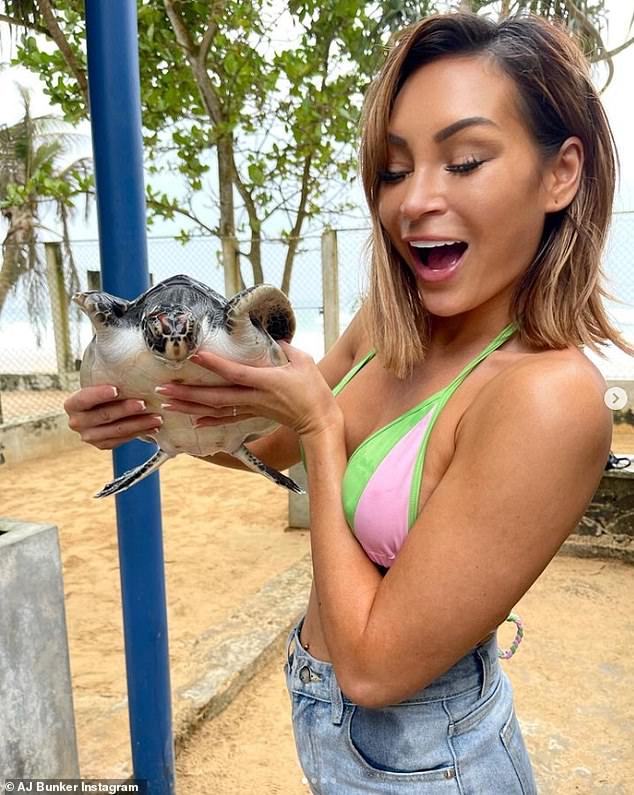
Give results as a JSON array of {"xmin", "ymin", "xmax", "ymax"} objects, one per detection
[{"xmin": 283, "ymin": 615, "xmax": 537, "ymax": 794}]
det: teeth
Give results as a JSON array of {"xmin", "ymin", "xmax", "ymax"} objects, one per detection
[{"xmin": 410, "ymin": 240, "xmax": 463, "ymax": 248}]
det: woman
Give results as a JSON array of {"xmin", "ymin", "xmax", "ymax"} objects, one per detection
[{"xmin": 66, "ymin": 12, "xmax": 633, "ymax": 793}]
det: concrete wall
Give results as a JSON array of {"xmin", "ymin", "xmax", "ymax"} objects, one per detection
[
  {"xmin": 0, "ymin": 519, "xmax": 79, "ymax": 777},
  {"xmin": 0, "ymin": 373, "xmax": 80, "ymax": 392},
  {"xmin": 0, "ymin": 413, "xmax": 82, "ymax": 467}
]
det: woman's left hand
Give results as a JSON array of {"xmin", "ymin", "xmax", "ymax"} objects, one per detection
[{"xmin": 155, "ymin": 341, "xmax": 343, "ymax": 439}]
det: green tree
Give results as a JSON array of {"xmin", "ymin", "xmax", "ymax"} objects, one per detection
[
  {"xmin": 0, "ymin": 0, "xmax": 628, "ymax": 294},
  {"xmin": 0, "ymin": 0, "xmax": 438, "ymax": 293},
  {"xmin": 461, "ymin": 1, "xmax": 634, "ymax": 90},
  {"xmin": 0, "ymin": 83, "xmax": 92, "ymax": 324}
]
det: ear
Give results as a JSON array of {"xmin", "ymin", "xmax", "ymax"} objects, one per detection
[{"xmin": 542, "ymin": 136, "xmax": 584, "ymax": 213}]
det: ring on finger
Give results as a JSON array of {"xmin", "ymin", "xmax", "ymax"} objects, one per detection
[{"xmin": 231, "ymin": 406, "xmax": 238, "ymax": 417}]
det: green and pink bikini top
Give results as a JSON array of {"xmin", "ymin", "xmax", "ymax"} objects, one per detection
[{"xmin": 305, "ymin": 321, "xmax": 519, "ymax": 569}]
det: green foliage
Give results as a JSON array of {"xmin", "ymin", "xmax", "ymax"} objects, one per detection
[
  {"xmin": 1, "ymin": 0, "xmax": 618, "ymax": 288},
  {"xmin": 6, "ymin": 1, "xmax": 421, "ymax": 251},
  {"xmin": 16, "ymin": 8, "xmax": 88, "ymax": 122}
]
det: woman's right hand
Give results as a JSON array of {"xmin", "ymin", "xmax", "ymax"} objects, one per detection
[{"xmin": 64, "ymin": 385, "xmax": 163, "ymax": 450}]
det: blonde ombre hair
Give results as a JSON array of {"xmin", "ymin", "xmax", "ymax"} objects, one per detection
[{"xmin": 359, "ymin": 12, "xmax": 634, "ymax": 379}]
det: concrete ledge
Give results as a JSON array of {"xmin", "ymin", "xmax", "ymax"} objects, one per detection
[
  {"xmin": 94, "ymin": 552, "xmax": 313, "ymax": 776},
  {"xmin": 0, "ymin": 412, "xmax": 82, "ymax": 467},
  {"xmin": 0, "ymin": 372, "xmax": 80, "ymax": 392},
  {"xmin": 560, "ymin": 533, "xmax": 634, "ymax": 564},
  {"xmin": 173, "ymin": 551, "xmax": 312, "ymax": 748},
  {"xmin": 574, "ymin": 457, "xmax": 634, "ymax": 560}
]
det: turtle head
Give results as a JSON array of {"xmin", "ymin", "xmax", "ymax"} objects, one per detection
[{"xmin": 141, "ymin": 304, "xmax": 201, "ymax": 363}]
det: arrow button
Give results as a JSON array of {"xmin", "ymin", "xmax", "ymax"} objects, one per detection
[{"xmin": 604, "ymin": 386, "xmax": 628, "ymax": 411}]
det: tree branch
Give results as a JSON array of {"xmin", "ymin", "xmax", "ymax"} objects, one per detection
[
  {"xmin": 163, "ymin": 0, "xmax": 223, "ymax": 125},
  {"xmin": 0, "ymin": 12, "xmax": 48, "ymax": 35},
  {"xmin": 35, "ymin": 0, "xmax": 88, "ymax": 102},
  {"xmin": 278, "ymin": 30, "xmax": 334, "ymax": 293},
  {"xmin": 563, "ymin": 0, "xmax": 606, "ymax": 59},
  {"xmin": 560, "ymin": 0, "xmax": 614, "ymax": 91},
  {"xmin": 146, "ymin": 196, "xmax": 217, "ymax": 236},
  {"xmin": 261, "ymin": 184, "xmax": 306, "ymax": 223},
  {"xmin": 280, "ymin": 153, "xmax": 312, "ymax": 295},
  {"xmin": 198, "ymin": 0, "xmax": 225, "ymax": 66},
  {"xmin": 591, "ymin": 34, "xmax": 634, "ymax": 63},
  {"xmin": 230, "ymin": 151, "xmax": 263, "ymax": 282}
]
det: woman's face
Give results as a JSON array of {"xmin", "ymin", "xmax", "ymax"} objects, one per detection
[{"xmin": 377, "ymin": 55, "xmax": 554, "ymax": 319}]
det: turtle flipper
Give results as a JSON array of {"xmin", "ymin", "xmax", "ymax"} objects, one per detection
[
  {"xmin": 73, "ymin": 290, "xmax": 130, "ymax": 331},
  {"xmin": 225, "ymin": 285, "xmax": 296, "ymax": 343},
  {"xmin": 232, "ymin": 444, "xmax": 304, "ymax": 494},
  {"xmin": 94, "ymin": 449, "xmax": 170, "ymax": 498}
]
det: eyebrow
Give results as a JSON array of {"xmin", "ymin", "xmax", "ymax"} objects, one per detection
[{"xmin": 388, "ymin": 116, "xmax": 500, "ymax": 147}]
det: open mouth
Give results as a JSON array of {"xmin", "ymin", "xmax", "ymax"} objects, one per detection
[{"xmin": 409, "ymin": 241, "xmax": 469, "ymax": 271}]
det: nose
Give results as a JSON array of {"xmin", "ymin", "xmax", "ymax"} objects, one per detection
[{"xmin": 399, "ymin": 167, "xmax": 448, "ymax": 224}]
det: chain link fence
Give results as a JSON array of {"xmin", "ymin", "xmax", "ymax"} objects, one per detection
[{"xmin": 0, "ymin": 215, "xmax": 632, "ymax": 426}]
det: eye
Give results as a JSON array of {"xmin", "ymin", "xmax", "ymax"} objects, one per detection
[
  {"xmin": 377, "ymin": 169, "xmax": 409, "ymax": 183},
  {"xmin": 446, "ymin": 157, "xmax": 485, "ymax": 174}
]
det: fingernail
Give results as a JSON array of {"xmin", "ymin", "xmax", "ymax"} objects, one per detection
[
  {"xmin": 107, "ymin": 386, "xmax": 119, "ymax": 398},
  {"xmin": 150, "ymin": 415, "xmax": 164, "ymax": 425},
  {"xmin": 160, "ymin": 404, "xmax": 175, "ymax": 412},
  {"xmin": 155, "ymin": 386, "xmax": 171, "ymax": 395},
  {"xmin": 134, "ymin": 400, "xmax": 146, "ymax": 411}
]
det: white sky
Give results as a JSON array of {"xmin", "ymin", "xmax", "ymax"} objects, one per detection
[
  {"xmin": 0, "ymin": 1, "xmax": 632, "ymax": 234},
  {"xmin": 598, "ymin": 1, "xmax": 634, "ymax": 209}
]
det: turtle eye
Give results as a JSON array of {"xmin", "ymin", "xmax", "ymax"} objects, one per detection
[
  {"xmin": 142, "ymin": 314, "xmax": 167, "ymax": 347},
  {"xmin": 172, "ymin": 312, "xmax": 191, "ymax": 335}
]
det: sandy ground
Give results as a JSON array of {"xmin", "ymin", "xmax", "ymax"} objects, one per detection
[
  {"xmin": 0, "ymin": 445, "xmax": 308, "ymax": 775},
  {"xmin": 176, "ymin": 556, "xmax": 634, "ymax": 795},
  {"xmin": 0, "ymin": 389, "xmax": 70, "ymax": 423}
]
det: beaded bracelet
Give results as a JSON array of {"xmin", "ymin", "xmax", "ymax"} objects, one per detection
[{"xmin": 497, "ymin": 612, "xmax": 524, "ymax": 659}]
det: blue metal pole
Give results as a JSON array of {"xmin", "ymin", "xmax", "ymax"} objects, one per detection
[{"xmin": 84, "ymin": 2, "xmax": 175, "ymax": 792}]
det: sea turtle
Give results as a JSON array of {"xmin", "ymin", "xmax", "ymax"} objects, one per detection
[{"xmin": 73, "ymin": 274, "xmax": 303, "ymax": 497}]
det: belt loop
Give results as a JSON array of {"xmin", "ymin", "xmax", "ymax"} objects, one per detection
[
  {"xmin": 286, "ymin": 614, "xmax": 304, "ymax": 667},
  {"xmin": 478, "ymin": 634, "xmax": 499, "ymax": 698},
  {"xmin": 330, "ymin": 668, "xmax": 345, "ymax": 725},
  {"xmin": 475, "ymin": 646, "xmax": 489, "ymax": 699},
  {"xmin": 285, "ymin": 627, "xmax": 296, "ymax": 667}
]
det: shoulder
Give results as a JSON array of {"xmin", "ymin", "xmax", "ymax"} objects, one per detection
[{"xmin": 457, "ymin": 346, "xmax": 612, "ymax": 470}]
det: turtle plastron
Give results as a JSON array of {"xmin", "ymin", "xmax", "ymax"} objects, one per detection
[{"xmin": 73, "ymin": 275, "xmax": 304, "ymax": 498}]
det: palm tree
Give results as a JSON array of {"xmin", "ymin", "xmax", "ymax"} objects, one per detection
[
  {"xmin": 456, "ymin": 1, "xmax": 634, "ymax": 92},
  {"xmin": 0, "ymin": 83, "xmax": 93, "ymax": 326}
]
